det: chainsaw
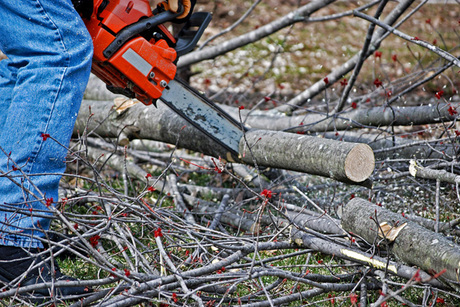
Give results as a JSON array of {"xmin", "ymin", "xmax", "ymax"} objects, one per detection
[{"xmin": 72, "ymin": 0, "xmax": 244, "ymax": 160}]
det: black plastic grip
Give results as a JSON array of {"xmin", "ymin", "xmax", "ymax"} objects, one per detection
[{"xmin": 103, "ymin": 10, "xmax": 182, "ymax": 59}]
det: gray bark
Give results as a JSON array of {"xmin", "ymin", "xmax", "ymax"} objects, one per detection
[
  {"xmin": 290, "ymin": 226, "xmax": 445, "ymax": 288},
  {"xmin": 239, "ymin": 130, "xmax": 374, "ymax": 183},
  {"xmin": 82, "ymin": 77, "xmax": 459, "ymax": 162},
  {"xmin": 84, "ymin": 74, "xmax": 118, "ymax": 101},
  {"xmin": 223, "ymin": 103, "xmax": 458, "ymax": 132},
  {"xmin": 341, "ymin": 197, "xmax": 460, "ymax": 284},
  {"xmin": 409, "ymin": 160, "xmax": 460, "ymax": 184},
  {"xmin": 405, "ymin": 213, "xmax": 460, "ymax": 237},
  {"xmin": 323, "ymin": 131, "xmax": 458, "ymax": 161},
  {"xmin": 185, "ymin": 195, "xmax": 261, "ymax": 234},
  {"xmin": 287, "ymin": 210, "xmax": 344, "ymax": 235},
  {"xmin": 76, "ymin": 99, "xmax": 234, "ymax": 161},
  {"xmin": 75, "ymin": 99, "xmax": 375, "ymax": 183}
]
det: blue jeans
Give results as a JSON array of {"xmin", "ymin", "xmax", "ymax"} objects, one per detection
[{"xmin": 0, "ymin": 0, "xmax": 93, "ymax": 248}]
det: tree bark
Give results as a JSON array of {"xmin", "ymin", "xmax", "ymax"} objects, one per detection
[
  {"xmin": 290, "ymin": 226, "xmax": 445, "ymax": 288},
  {"xmin": 287, "ymin": 210, "xmax": 344, "ymax": 235},
  {"xmin": 75, "ymin": 99, "xmax": 375, "ymax": 183},
  {"xmin": 222, "ymin": 103, "xmax": 458, "ymax": 132},
  {"xmin": 185, "ymin": 195, "xmax": 262, "ymax": 234},
  {"xmin": 239, "ymin": 130, "xmax": 374, "ymax": 183},
  {"xmin": 409, "ymin": 160, "xmax": 460, "ymax": 184},
  {"xmin": 76, "ymin": 99, "xmax": 235, "ymax": 160},
  {"xmin": 84, "ymin": 74, "xmax": 118, "ymax": 101},
  {"xmin": 82, "ymin": 77, "xmax": 459, "ymax": 161},
  {"xmin": 323, "ymin": 131, "xmax": 458, "ymax": 161},
  {"xmin": 341, "ymin": 197, "xmax": 460, "ymax": 284}
]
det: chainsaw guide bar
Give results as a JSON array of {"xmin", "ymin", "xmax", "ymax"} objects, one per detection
[{"xmin": 161, "ymin": 78, "xmax": 246, "ymax": 161}]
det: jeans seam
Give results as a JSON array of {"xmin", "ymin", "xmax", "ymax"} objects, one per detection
[
  {"xmin": 24, "ymin": 0, "xmax": 72, "ymax": 191},
  {"xmin": 34, "ymin": 0, "xmax": 71, "ymax": 67}
]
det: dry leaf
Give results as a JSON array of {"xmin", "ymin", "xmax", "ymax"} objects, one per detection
[{"xmin": 378, "ymin": 222, "xmax": 407, "ymax": 241}]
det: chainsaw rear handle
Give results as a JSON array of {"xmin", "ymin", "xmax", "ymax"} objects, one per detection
[{"xmin": 103, "ymin": 9, "xmax": 183, "ymax": 59}]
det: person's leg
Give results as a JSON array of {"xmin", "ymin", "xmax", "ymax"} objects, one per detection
[
  {"xmin": 0, "ymin": 0, "xmax": 93, "ymax": 249},
  {"xmin": 0, "ymin": 0, "xmax": 93, "ymax": 299},
  {"xmin": 0, "ymin": 59, "xmax": 16, "ymax": 129}
]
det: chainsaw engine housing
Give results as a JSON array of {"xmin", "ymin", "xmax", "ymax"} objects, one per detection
[{"xmin": 84, "ymin": 0, "xmax": 178, "ymax": 104}]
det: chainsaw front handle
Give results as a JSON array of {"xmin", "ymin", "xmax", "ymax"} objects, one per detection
[{"xmin": 103, "ymin": 10, "xmax": 182, "ymax": 59}]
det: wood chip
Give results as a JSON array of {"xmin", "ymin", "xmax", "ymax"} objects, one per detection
[
  {"xmin": 378, "ymin": 222, "xmax": 407, "ymax": 242},
  {"xmin": 114, "ymin": 97, "xmax": 140, "ymax": 114}
]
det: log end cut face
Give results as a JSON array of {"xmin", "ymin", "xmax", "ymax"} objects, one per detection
[{"xmin": 344, "ymin": 144, "xmax": 375, "ymax": 182}]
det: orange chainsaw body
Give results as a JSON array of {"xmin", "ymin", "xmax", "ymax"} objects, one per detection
[{"xmin": 84, "ymin": 0, "xmax": 178, "ymax": 104}]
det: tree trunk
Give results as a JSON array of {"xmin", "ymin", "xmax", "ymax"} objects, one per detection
[
  {"xmin": 76, "ymin": 99, "xmax": 235, "ymax": 160},
  {"xmin": 82, "ymin": 77, "xmax": 459, "ymax": 161},
  {"xmin": 323, "ymin": 131, "xmax": 458, "ymax": 161},
  {"xmin": 240, "ymin": 130, "xmax": 374, "ymax": 183},
  {"xmin": 75, "ymin": 100, "xmax": 375, "ymax": 183},
  {"xmin": 341, "ymin": 197, "xmax": 460, "ymax": 285}
]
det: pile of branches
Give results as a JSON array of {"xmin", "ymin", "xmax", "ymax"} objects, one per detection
[{"xmin": 2, "ymin": 131, "xmax": 459, "ymax": 306}]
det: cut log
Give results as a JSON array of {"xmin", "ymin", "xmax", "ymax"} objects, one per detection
[
  {"xmin": 85, "ymin": 76, "xmax": 459, "ymax": 134},
  {"xmin": 239, "ymin": 130, "xmax": 375, "ymax": 183},
  {"xmin": 341, "ymin": 197, "xmax": 460, "ymax": 284},
  {"xmin": 82, "ymin": 76, "xmax": 458, "ymax": 162},
  {"xmin": 75, "ymin": 100, "xmax": 375, "ymax": 184}
]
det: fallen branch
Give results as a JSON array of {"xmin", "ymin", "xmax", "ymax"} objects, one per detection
[
  {"xmin": 341, "ymin": 197, "xmax": 460, "ymax": 285},
  {"xmin": 354, "ymin": 10, "xmax": 460, "ymax": 68},
  {"xmin": 405, "ymin": 213, "xmax": 460, "ymax": 237},
  {"xmin": 323, "ymin": 131, "xmax": 458, "ymax": 161},
  {"xmin": 409, "ymin": 160, "xmax": 460, "ymax": 184},
  {"xmin": 290, "ymin": 225, "xmax": 445, "ymax": 288},
  {"xmin": 177, "ymin": 0, "xmax": 337, "ymax": 68},
  {"xmin": 185, "ymin": 195, "xmax": 262, "ymax": 234},
  {"xmin": 76, "ymin": 100, "xmax": 375, "ymax": 183},
  {"xmin": 280, "ymin": 0, "xmax": 417, "ymax": 111},
  {"xmin": 223, "ymin": 103, "xmax": 459, "ymax": 132}
]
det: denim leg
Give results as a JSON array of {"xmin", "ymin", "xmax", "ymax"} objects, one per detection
[
  {"xmin": 0, "ymin": 0, "xmax": 93, "ymax": 248},
  {"xmin": 0, "ymin": 60, "xmax": 16, "ymax": 129}
]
